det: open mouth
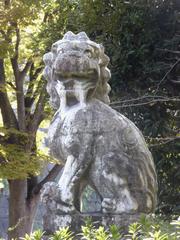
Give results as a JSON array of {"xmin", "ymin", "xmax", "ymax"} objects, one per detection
[
  {"xmin": 54, "ymin": 69, "xmax": 99, "ymax": 82},
  {"xmin": 54, "ymin": 70, "xmax": 99, "ymax": 108}
]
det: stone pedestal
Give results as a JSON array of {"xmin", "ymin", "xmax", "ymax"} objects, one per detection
[{"xmin": 43, "ymin": 211, "xmax": 142, "ymax": 236}]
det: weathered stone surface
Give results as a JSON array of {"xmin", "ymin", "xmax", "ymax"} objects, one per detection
[
  {"xmin": 43, "ymin": 211, "xmax": 141, "ymax": 236},
  {"xmin": 41, "ymin": 31, "xmax": 157, "ymax": 233}
]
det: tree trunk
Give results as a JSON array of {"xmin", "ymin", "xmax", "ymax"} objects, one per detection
[{"xmin": 8, "ymin": 180, "xmax": 40, "ymax": 239}]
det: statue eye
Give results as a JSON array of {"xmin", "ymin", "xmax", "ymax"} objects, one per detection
[
  {"xmin": 84, "ymin": 49, "xmax": 92, "ymax": 57},
  {"xmin": 51, "ymin": 44, "xmax": 57, "ymax": 53},
  {"xmin": 58, "ymin": 49, "xmax": 64, "ymax": 54}
]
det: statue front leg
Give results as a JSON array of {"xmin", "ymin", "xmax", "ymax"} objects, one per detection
[
  {"xmin": 102, "ymin": 189, "xmax": 138, "ymax": 214},
  {"xmin": 57, "ymin": 154, "xmax": 77, "ymax": 206},
  {"xmin": 57, "ymin": 148, "xmax": 93, "ymax": 211},
  {"xmin": 41, "ymin": 156, "xmax": 79, "ymax": 214}
]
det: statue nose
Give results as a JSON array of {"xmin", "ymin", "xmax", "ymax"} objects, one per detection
[{"xmin": 68, "ymin": 51, "xmax": 82, "ymax": 58}]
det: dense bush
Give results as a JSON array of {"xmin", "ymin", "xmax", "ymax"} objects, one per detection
[{"xmin": 10, "ymin": 216, "xmax": 179, "ymax": 240}]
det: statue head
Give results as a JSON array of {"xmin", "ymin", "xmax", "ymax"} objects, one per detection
[{"xmin": 43, "ymin": 31, "xmax": 111, "ymax": 110}]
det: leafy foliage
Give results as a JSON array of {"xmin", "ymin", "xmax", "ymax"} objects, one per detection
[
  {"xmin": 50, "ymin": 227, "xmax": 74, "ymax": 240},
  {"xmin": 0, "ymin": 143, "xmax": 40, "ymax": 179},
  {"xmin": 14, "ymin": 216, "xmax": 180, "ymax": 240},
  {"xmin": 0, "ymin": 0, "xmax": 56, "ymax": 178},
  {"xmin": 21, "ymin": 229, "xmax": 45, "ymax": 240},
  {"xmin": 0, "ymin": 1, "xmax": 63, "ymax": 238}
]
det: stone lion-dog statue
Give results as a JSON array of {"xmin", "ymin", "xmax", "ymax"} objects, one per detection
[{"xmin": 42, "ymin": 31, "xmax": 157, "ymax": 232}]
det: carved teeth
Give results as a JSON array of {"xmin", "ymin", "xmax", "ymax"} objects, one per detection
[{"xmin": 54, "ymin": 70, "xmax": 96, "ymax": 76}]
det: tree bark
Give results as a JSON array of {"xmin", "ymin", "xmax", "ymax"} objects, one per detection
[
  {"xmin": 8, "ymin": 180, "xmax": 40, "ymax": 239},
  {"xmin": 0, "ymin": 59, "xmax": 18, "ymax": 128},
  {"xmin": 8, "ymin": 163, "xmax": 62, "ymax": 239}
]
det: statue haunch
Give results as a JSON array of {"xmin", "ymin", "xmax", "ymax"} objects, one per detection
[{"xmin": 42, "ymin": 32, "xmax": 157, "ymax": 218}]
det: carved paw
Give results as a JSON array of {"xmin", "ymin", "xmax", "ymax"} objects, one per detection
[
  {"xmin": 56, "ymin": 201, "xmax": 75, "ymax": 214},
  {"xmin": 58, "ymin": 185, "xmax": 74, "ymax": 206},
  {"xmin": 41, "ymin": 182, "xmax": 59, "ymax": 203},
  {"xmin": 41, "ymin": 182, "xmax": 74, "ymax": 212},
  {"xmin": 102, "ymin": 198, "xmax": 117, "ymax": 213},
  {"xmin": 54, "ymin": 186, "xmax": 75, "ymax": 213}
]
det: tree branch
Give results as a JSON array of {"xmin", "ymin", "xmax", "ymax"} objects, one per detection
[
  {"xmin": 0, "ymin": 134, "xmax": 5, "ymax": 144},
  {"xmin": 11, "ymin": 25, "xmax": 20, "ymax": 76},
  {"xmin": 110, "ymin": 96, "xmax": 180, "ymax": 109},
  {"xmin": 155, "ymin": 58, "xmax": 180, "ymax": 92},
  {"xmin": 13, "ymin": 73, "xmax": 26, "ymax": 131},
  {"xmin": 14, "ymin": 26, "xmax": 20, "ymax": 58},
  {"xmin": 27, "ymin": 81, "xmax": 47, "ymax": 132},
  {"xmin": 21, "ymin": 60, "xmax": 33, "ymax": 79},
  {"xmin": 170, "ymin": 79, "xmax": 180, "ymax": 84},
  {"xmin": 111, "ymin": 95, "xmax": 169, "ymax": 105},
  {"xmin": 0, "ymin": 59, "xmax": 18, "ymax": 128},
  {"xmin": 25, "ymin": 65, "xmax": 43, "ymax": 111},
  {"xmin": 32, "ymin": 164, "xmax": 63, "ymax": 195},
  {"xmin": 6, "ymin": 81, "xmax": 16, "ymax": 90},
  {"xmin": 4, "ymin": 0, "xmax": 11, "ymax": 7},
  {"xmin": 149, "ymin": 136, "xmax": 180, "ymax": 148},
  {"xmin": 0, "ymin": 154, "xmax": 7, "ymax": 164},
  {"xmin": 0, "ymin": 30, "xmax": 7, "ymax": 39},
  {"xmin": 32, "ymin": 67, "xmax": 43, "ymax": 81},
  {"xmin": 157, "ymin": 48, "xmax": 180, "ymax": 55},
  {"xmin": 10, "ymin": 25, "xmax": 27, "ymax": 131},
  {"xmin": 112, "ymin": 98, "xmax": 180, "ymax": 109}
]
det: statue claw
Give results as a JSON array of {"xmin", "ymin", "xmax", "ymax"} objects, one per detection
[{"xmin": 102, "ymin": 198, "xmax": 117, "ymax": 213}]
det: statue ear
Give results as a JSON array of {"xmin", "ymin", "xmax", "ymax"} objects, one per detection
[
  {"xmin": 43, "ymin": 52, "xmax": 53, "ymax": 67},
  {"xmin": 51, "ymin": 43, "xmax": 58, "ymax": 53},
  {"xmin": 43, "ymin": 52, "xmax": 53, "ymax": 82}
]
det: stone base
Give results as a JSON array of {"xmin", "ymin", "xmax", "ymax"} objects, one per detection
[{"xmin": 43, "ymin": 211, "xmax": 142, "ymax": 236}]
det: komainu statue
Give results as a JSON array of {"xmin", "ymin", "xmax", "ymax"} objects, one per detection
[{"xmin": 42, "ymin": 31, "xmax": 157, "ymax": 234}]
